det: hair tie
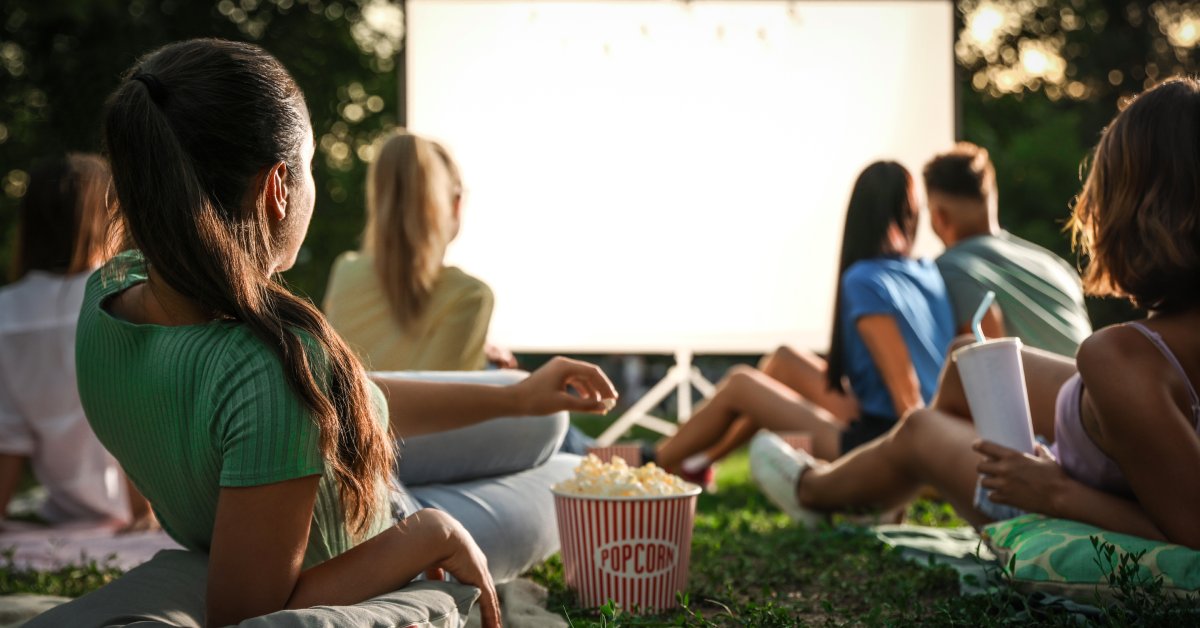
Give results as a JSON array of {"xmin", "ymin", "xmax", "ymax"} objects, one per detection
[{"xmin": 131, "ymin": 72, "xmax": 168, "ymax": 106}]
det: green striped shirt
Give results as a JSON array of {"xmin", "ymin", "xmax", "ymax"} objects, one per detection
[{"xmin": 76, "ymin": 252, "xmax": 390, "ymax": 568}]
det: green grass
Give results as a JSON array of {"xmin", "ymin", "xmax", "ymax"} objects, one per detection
[
  {"xmin": 532, "ymin": 423, "xmax": 1200, "ymax": 626},
  {"xmin": 3, "ymin": 420, "xmax": 1197, "ymax": 626}
]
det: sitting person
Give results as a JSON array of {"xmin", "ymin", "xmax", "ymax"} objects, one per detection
[
  {"xmin": 324, "ymin": 129, "xmax": 598, "ymax": 457},
  {"xmin": 750, "ymin": 77, "xmax": 1200, "ymax": 551},
  {"xmin": 0, "ymin": 153, "xmax": 154, "ymax": 531},
  {"xmin": 926, "ymin": 142, "xmax": 1092, "ymax": 356},
  {"xmin": 78, "ymin": 39, "xmax": 616, "ymax": 627},
  {"xmin": 323, "ymin": 130, "xmax": 515, "ymax": 371},
  {"xmin": 655, "ymin": 162, "xmax": 955, "ymax": 480}
]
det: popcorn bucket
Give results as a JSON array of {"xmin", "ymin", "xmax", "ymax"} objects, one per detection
[
  {"xmin": 586, "ymin": 443, "xmax": 643, "ymax": 466},
  {"xmin": 776, "ymin": 431, "xmax": 814, "ymax": 455},
  {"xmin": 552, "ymin": 487, "xmax": 701, "ymax": 612}
]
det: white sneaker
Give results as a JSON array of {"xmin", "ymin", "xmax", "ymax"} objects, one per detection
[{"xmin": 749, "ymin": 432, "xmax": 825, "ymax": 528}]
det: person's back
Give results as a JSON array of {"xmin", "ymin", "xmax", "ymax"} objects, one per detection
[
  {"xmin": 0, "ymin": 271, "xmax": 128, "ymax": 522},
  {"xmin": 840, "ymin": 256, "xmax": 955, "ymax": 420},
  {"xmin": 78, "ymin": 252, "xmax": 389, "ymax": 567},
  {"xmin": 937, "ymin": 231, "xmax": 1090, "ymax": 357},
  {"xmin": 0, "ymin": 153, "xmax": 132, "ymax": 525},
  {"xmin": 925, "ymin": 143, "xmax": 1092, "ymax": 356},
  {"xmin": 325, "ymin": 252, "xmax": 492, "ymax": 371},
  {"xmin": 325, "ymin": 131, "xmax": 497, "ymax": 372}
]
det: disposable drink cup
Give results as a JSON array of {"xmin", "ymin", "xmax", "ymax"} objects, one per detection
[{"xmin": 952, "ymin": 337, "xmax": 1035, "ymax": 454}]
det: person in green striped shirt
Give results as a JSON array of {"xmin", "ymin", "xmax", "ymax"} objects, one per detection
[{"xmin": 78, "ymin": 39, "xmax": 616, "ymax": 628}]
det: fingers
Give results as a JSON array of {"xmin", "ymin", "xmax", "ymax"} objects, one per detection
[
  {"xmin": 972, "ymin": 439, "xmax": 1019, "ymax": 460},
  {"xmin": 558, "ymin": 391, "xmax": 609, "ymax": 413},
  {"xmin": 551, "ymin": 357, "xmax": 618, "ymax": 401},
  {"xmin": 477, "ymin": 578, "xmax": 502, "ymax": 628},
  {"xmin": 424, "ymin": 567, "xmax": 445, "ymax": 581}
]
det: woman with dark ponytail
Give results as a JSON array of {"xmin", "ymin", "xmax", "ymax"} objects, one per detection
[{"xmin": 72, "ymin": 39, "xmax": 614, "ymax": 627}]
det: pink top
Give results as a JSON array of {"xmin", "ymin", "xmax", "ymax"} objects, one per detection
[{"xmin": 1053, "ymin": 322, "xmax": 1200, "ymax": 498}]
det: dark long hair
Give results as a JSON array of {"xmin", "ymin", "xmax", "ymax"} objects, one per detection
[
  {"xmin": 103, "ymin": 39, "xmax": 393, "ymax": 537},
  {"xmin": 11, "ymin": 153, "xmax": 116, "ymax": 280},
  {"xmin": 825, "ymin": 161, "xmax": 916, "ymax": 392}
]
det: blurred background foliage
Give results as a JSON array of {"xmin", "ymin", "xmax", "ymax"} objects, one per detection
[{"xmin": 3, "ymin": 0, "xmax": 1196, "ymax": 327}]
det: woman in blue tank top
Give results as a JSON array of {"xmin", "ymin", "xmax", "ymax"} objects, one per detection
[
  {"xmin": 751, "ymin": 78, "xmax": 1200, "ymax": 550},
  {"xmin": 655, "ymin": 162, "xmax": 954, "ymax": 483}
]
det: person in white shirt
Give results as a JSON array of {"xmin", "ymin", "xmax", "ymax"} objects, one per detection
[{"xmin": 0, "ymin": 153, "xmax": 153, "ymax": 529}]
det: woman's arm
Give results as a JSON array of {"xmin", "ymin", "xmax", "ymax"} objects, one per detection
[
  {"xmin": 1075, "ymin": 328, "xmax": 1200, "ymax": 548},
  {"xmin": 977, "ymin": 327, "xmax": 1200, "ymax": 548},
  {"xmin": 206, "ymin": 478, "xmax": 499, "ymax": 627},
  {"xmin": 371, "ymin": 356, "xmax": 617, "ymax": 437},
  {"xmin": 856, "ymin": 314, "xmax": 924, "ymax": 418},
  {"xmin": 975, "ymin": 441, "xmax": 1167, "ymax": 542}
]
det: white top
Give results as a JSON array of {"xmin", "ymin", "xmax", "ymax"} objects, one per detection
[{"xmin": 0, "ymin": 271, "xmax": 128, "ymax": 523}]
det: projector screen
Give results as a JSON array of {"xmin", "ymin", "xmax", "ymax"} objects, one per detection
[{"xmin": 406, "ymin": 0, "xmax": 955, "ymax": 354}]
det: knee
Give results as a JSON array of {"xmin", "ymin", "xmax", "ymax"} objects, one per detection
[
  {"xmin": 759, "ymin": 345, "xmax": 798, "ymax": 373},
  {"xmin": 887, "ymin": 408, "xmax": 937, "ymax": 454},
  {"xmin": 716, "ymin": 364, "xmax": 752, "ymax": 392}
]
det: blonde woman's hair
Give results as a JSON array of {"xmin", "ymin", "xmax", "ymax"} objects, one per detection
[{"xmin": 363, "ymin": 129, "xmax": 462, "ymax": 329}]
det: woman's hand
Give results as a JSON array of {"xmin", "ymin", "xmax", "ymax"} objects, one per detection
[
  {"xmin": 513, "ymin": 357, "xmax": 618, "ymax": 416},
  {"xmin": 485, "ymin": 343, "xmax": 518, "ymax": 369},
  {"xmin": 974, "ymin": 440, "xmax": 1068, "ymax": 516},
  {"xmin": 403, "ymin": 509, "xmax": 501, "ymax": 628}
]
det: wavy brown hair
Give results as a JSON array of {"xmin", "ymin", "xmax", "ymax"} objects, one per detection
[
  {"xmin": 11, "ymin": 153, "xmax": 118, "ymax": 280},
  {"xmin": 1070, "ymin": 77, "xmax": 1200, "ymax": 312},
  {"xmin": 103, "ymin": 39, "xmax": 393, "ymax": 537},
  {"xmin": 363, "ymin": 129, "xmax": 461, "ymax": 329}
]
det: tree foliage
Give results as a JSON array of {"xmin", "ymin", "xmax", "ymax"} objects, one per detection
[
  {"xmin": 1, "ymin": 0, "xmax": 1194, "ymax": 325},
  {"xmin": 0, "ymin": 0, "xmax": 400, "ymax": 299}
]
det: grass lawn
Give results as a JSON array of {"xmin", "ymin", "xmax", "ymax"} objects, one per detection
[
  {"xmin": 2, "ymin": 418, "xmax": 1197, "ymax": 626},
  {"xmin": 535, "ymin": 418, "xmax": 1200, "ymax": 626}
]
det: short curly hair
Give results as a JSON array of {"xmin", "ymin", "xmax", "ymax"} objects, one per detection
[{"xmin": 1070, "ymin": 77, "xmax": 1200, "ymax": 312}]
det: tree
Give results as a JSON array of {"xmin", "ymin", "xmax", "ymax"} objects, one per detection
[
  {"xmin": 0, "ymin": 0, "xmax": 401, "ymax": 300},
  {"xmin": 954, "ymin": 0, "xmax": 1200, "ymax": 326}
]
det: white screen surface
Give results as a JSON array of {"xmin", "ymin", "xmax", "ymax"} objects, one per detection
[{"xmin": 407, "ymin": 1, "xmax": 954, "ymax": 353}]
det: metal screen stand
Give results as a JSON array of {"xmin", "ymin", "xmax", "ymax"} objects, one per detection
[{"xmin": 595, "ymin": 349, "xmax": 716, "ymax": 446}]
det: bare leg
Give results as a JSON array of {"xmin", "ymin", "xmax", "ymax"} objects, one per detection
[
  {"xmin": 701, "ymin": 346, "xmax": 857, "ymax": 461},
  {"xmin": 933, "ymin": 335, "xmax": 1078, "ymax": 441},
  {"xmin": 797, "ymin": 408, "xmax": 993, "ymax": 527},
  {"xmin": 657, "ymin": 365, "xmax": 845, "ymax": 470}
]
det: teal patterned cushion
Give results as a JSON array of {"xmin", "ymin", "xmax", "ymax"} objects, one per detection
[{"xmin": 984, "ymin": 514, "xmax": 1200, "ymax": 601}]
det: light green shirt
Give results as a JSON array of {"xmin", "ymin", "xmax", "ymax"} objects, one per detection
[
  {"xmin": 936, "ymin": 232, "xmax": 1092, "ymax": 357},
  {"xmin": 323, "ymin": 251, "xmax": 493, "ymax": 371},
  {"xmin": 76, "ymin": 252, "xmax": 390, "ymax": 569}
]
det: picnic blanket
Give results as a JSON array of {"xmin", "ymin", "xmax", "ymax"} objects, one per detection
[{"xmin": 0, "ymin": 520, "xmax": 181, "ymax": 572}]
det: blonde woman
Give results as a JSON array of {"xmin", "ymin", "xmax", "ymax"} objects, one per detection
[{"xmin": 324, "ymin": 130, "xmax": 514, "ymax": 371}]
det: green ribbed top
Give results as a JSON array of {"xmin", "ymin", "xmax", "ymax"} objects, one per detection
[{"xmin": 76, "ymin": 252, "xmax": 390, "ymax": 569}]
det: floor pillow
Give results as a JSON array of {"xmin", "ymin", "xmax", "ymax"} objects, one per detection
[{"xmin": 984, "ymin": 514, "xmax": 1200, "ymax": 602}]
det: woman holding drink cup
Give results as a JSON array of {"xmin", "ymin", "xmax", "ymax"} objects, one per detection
[{"xmin": 752, "ymin": 77, "xmax": 1200, "ymax": 550}]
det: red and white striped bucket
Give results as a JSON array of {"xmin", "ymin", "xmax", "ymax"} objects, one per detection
[
  {"xmin": 776, "ymin": 431, "xmax": 814, "ymax": 455},
  {"xmin": 585, "ymin": 443, "xmax": 644, "ymax": 466},
  {"xmin": 552, "ymin": 487, "xmax": 701, "ymax": 612}
]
